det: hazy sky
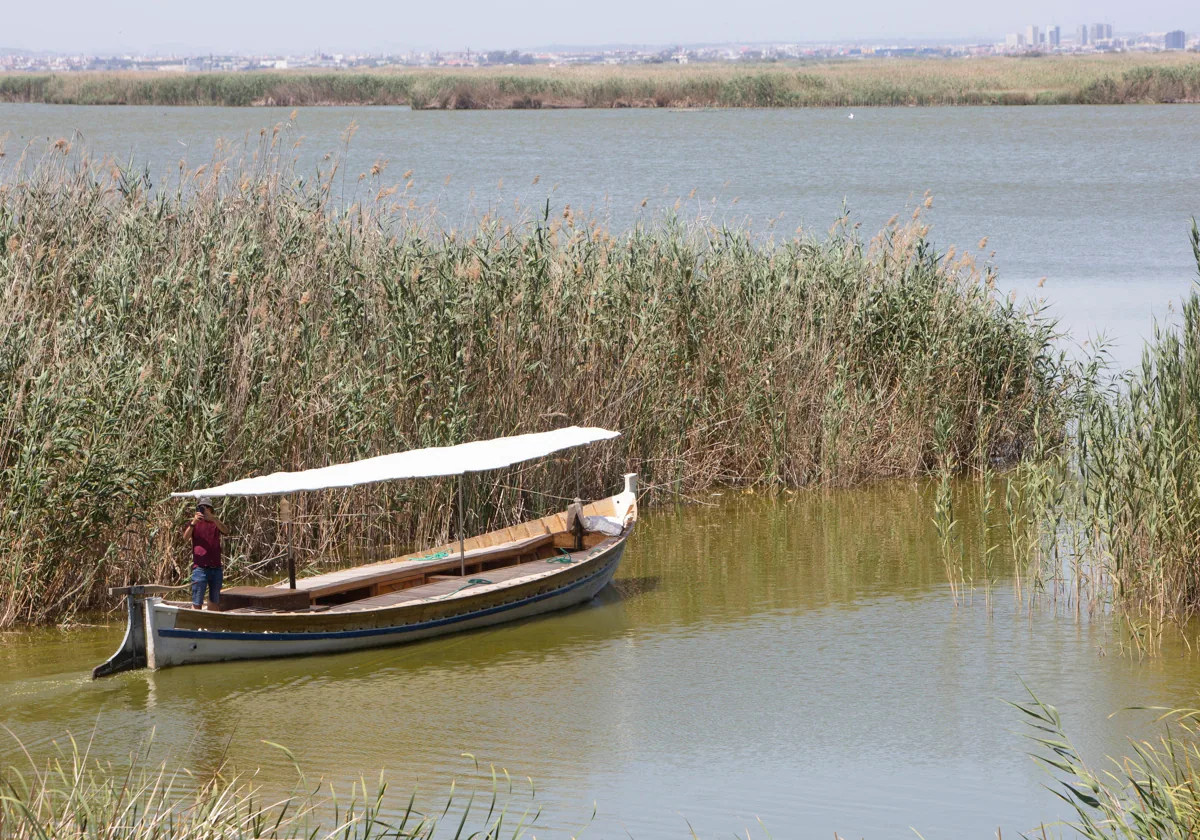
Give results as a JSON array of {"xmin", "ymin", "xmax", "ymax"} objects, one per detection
[{"xmin": 4, "ymin": 0, "xmax": 1196, "ymax": 55}]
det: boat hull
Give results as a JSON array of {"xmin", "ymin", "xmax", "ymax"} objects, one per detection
[{"xmin": 143, "ymin": 534, "xmax": 627, "ymax": 670}]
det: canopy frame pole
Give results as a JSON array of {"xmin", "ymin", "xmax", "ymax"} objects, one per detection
[
  {"xmin": 457, "ymin": 475, "xmax": 466, "ymax": 577},
  {"xmin": 574, "ymin": 449, "xmax": 581, "ymax": 503},
  {"xmin": 288, "ymin": 538, "xmax": 297, "ymax": 590},
  {"xmin": 280, "ymin": 495, "xmax": 296, "ymax": 590}
]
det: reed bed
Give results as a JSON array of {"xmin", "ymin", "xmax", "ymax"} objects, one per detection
[
  {"xmin": 976, "ymin": 222, "xmax": 1200, "ymax": 645},
  {"xmin": 0, "ymin": 53, "xmax": 1198, "ymax": 108},
  {"xmin": 0, "ymin": 730, "xmax": 543, "ymax": 839},
  {"xmin": 1065, "ymin": 222, "xmax": 1200, "ymax": 627},
  {"xmin": 0, "ymin": 134, "xmax": 1064, "ymax": 627}
]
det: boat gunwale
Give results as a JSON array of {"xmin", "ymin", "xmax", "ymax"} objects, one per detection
[{"xmin": 159, "ymin": 528, "xmax": 631, "ymax": 634}]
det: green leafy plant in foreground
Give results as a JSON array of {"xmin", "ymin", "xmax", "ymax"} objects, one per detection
[
  {"xmin": 1012, "ymin": 686, "xmax": 1200, "ymax": 839},
  {"xmin": 0, "ymin": 730, "xmax": 547, "ymax": 840},
  {"xmin": 11, "ymin": 701, "xmax": 1200, "ymax": 840}
]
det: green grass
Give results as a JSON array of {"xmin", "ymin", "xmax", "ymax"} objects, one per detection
[
  {"xmin": 0, "ymin": 54, "xmax": 1198, "ymax": 108},
  {"xmin": 0, "ymin": 137, "xmax": 1066, "ymax": 627}
]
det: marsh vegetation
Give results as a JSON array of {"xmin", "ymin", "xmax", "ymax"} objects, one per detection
[{"xmin": 0, "ymin": 53, "xmax": 1198, "ymax": 108}]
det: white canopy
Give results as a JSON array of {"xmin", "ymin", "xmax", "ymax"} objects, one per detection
[{"xmin": 172, "ymin": 426, "xmax": 620, "ymax": 498}]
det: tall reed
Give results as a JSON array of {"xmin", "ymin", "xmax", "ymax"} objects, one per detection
[
  {"xmin": 1067, "ymin": 221, "xmax": 1200, "ymax": 626},
  {"xmin": 0, "ymin": 136, "xmax": 1065, "ymax": 627},
  {"xmin": 993, "ymin": 222, "xmax": 1200, "ymax": 641}
]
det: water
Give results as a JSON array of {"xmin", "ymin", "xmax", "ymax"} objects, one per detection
[
  {"xmin": 4, "ymin": 104, "xmax": 1200, "ymax": 835},
  {"xmin": 1, "ymin": 104, "xmax": 1199, "ymax": 367},
  {"xmin": 5, "ymin": 484, "xmax": 1200, "ymax": 838}
]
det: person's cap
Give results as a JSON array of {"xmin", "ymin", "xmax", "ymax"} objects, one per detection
[{"xmin": 196, "ymin": 496, "xmax": 214, "ymax": 510}]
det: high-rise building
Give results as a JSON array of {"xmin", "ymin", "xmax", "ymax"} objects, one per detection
[
  {"xmin": 1077, "ymin": 24, "xmax": 1089, "ymax": 45},
  {"xmin": 1165, "ymin": 30, "xmax": 1186, "ymax": 49},
  {"xmin": 1006, "ymin": 32, "xmax": 1025, "ymax": 48},
  {"xmin": 1090, "ymin": 23, "xmax": 1113, "ymax": 41},
  {"xmin": 1046, "ymin": 26, "xmax": 1061, "ymax": 47},
  {"xmin": 1026, "ymin": 25, "xmax": 1040, "ymax": 47}
]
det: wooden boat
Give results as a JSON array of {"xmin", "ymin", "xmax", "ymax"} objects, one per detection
[{"xmin": 94, "ymin": 428, "xmax": 635, "ymax": 677}]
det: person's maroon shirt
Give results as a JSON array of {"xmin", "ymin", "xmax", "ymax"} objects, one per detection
[{"xmin": 191, "ymin": 520, "xmax": 222, "ymax": 569}]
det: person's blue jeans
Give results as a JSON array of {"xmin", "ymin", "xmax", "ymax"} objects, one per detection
[{"xmin": 191, "ymin": 566, "xmax": 222, "ymax": 607}]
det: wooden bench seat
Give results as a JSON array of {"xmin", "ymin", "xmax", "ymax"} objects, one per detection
[{"xmin": 215, "ymin": 586, "xmax": 311, "ymax": 612}]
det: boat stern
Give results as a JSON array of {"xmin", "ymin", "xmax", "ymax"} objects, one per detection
[{"xmin": 92, "ymin": 586, "xmax": 167, "ymax": 678}]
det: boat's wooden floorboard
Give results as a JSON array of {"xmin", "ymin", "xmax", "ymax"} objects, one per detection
[
  {"xmin": 275, "ymin": 532, "xmax": 555, "ymax": 594},
  {"xmin": 325, "ymin": 550, "xmax": 588, "ymax": 613}
]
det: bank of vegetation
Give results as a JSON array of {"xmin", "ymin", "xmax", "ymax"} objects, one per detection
[
  {"xmin": 0, "ymin": 142, "xmax": 1065, "ymax": 627},
  {"xmin": 0, "ymin": 53, "xmax": 1198, "ymax": 108}
]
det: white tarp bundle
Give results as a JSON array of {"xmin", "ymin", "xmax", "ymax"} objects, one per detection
[{"xmin": 172, "ymin": 426, "xmax": 621, "ymax": 498}]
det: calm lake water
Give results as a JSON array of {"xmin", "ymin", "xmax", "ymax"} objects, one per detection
[
  {"xmin": 3, "ymin": 105, "xmax": 1200, "ymax": 836},
  {"xmin": 5, "ymin": 485, "xmax": 1200, "ymax": 838},
  {"xmin": 1, "ymin": 104, "xmax": 1199, "ymax": 367}
]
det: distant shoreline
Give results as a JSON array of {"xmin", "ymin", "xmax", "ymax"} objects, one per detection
[{"xmin": 0, "ymin": 53, "xmax": 1198, "ymax": 108}]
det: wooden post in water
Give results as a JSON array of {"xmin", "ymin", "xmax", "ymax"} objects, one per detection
[
  {"xmin": 457, "ymin": 475, "xmax": 466, "ymax": 577},
  {"xmin": 280, "ymin": 495, "xmax": 296, "ymax": 590}
]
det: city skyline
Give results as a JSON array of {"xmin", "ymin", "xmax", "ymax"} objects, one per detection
[{"xmin": 0, "ymin": 0, "xmax": 1196, "ymax": 56}]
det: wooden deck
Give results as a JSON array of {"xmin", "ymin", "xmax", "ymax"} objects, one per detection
[
  {"xmin": 220, "ymin": 548, "xmax": 589, "ymax": 616},
  {"xmin": 270, "ymin": 533, "xmax": 558, "ymax": 600},
  {"xmin": 325, "ymin": 547, "xmax": 590, "ymax": 612}
]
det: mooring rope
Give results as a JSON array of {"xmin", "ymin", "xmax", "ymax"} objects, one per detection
[
  {"xmin": 433, "ymin": 577, "xmax": 494, "ymax": 600},
  {"xmin": 485, "ymin": 481, "xmax": 584, "ymax": 504},
  {"xmin": 413, "ymin": 549, "xmax": 451, "ymax": 562}
]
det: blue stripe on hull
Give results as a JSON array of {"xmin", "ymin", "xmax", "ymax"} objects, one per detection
[{"xmin": 158, "ymin": 551, "xmax": 619, "ymax": 643}]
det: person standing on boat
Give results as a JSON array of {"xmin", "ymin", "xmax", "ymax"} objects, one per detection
[{"xmin": 184, "ymin": 497, "xmax": 228, "ymax": 609}]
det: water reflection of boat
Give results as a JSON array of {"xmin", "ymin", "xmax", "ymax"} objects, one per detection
[{"xmin": 94, "ymin": 428, "xmax": 636, "ymax": 676}]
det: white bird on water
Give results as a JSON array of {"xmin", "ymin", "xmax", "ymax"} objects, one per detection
[{"xmin": 848, "ymin": 112, "xmax": 854, "ymax": 120}]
